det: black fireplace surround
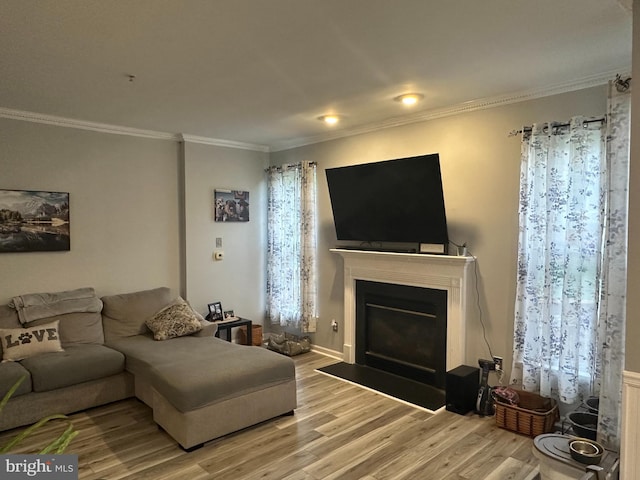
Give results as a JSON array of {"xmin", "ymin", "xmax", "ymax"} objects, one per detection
[{"xmin": 355, "ymin": 280, "xmax": 448, "ymax": 389}]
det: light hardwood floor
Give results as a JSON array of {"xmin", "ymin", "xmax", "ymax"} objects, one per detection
[{"xmin": 0, "ymin": 352, "xmax": 540, "ymax": 479}]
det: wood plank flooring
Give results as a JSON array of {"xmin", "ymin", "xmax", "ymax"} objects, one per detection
[{"xmin": 0, "ymin": 352, "xmax": 540, "ymax": 479}]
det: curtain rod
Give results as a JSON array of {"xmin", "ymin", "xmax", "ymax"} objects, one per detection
[
  {"xmin": 508, "ymin": 117, "xmax": 606, "ymax": 138},
  {"xmin": 508, "ymin": 74, "xmax": 631, "ymax": 138},
  {"xmin": 265, "ymin": 161, "xmax": 317, "ymax": 172}
]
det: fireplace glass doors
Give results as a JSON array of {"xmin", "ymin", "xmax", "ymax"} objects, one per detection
[{"xmin": 355, "ymin": 280, "xmax": 447, "ymax": 389}]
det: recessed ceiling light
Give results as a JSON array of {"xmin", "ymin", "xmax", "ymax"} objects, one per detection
[
  {"xmin": 394, "ymin": 93, "xmax": 424, "ymax": 106},
  {"xmin": 318, "ymin": 114, "xmax": 341, "ymax": 125}
]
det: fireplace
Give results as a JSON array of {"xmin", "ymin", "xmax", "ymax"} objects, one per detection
[
  {"xmin": 331, "ymin": 249, "xmax": 474, "ymax": 373},
  {"xmin": 356, "ymin": 280, "xmax": 448, "ymax": 388}
]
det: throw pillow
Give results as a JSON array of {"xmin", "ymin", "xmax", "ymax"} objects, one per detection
[
  {"xmin": 145, "ymin": 297, "xmax": 203, "ymax": 341},
  {"xmin": 0, "ymin": 320, "xmax": 64, "ymax": 362}
]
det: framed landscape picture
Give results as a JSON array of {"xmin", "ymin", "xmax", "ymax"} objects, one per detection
[
  {"xmin": 214, "ymin": 189, "xmax": 249, "ymax": 222},
  {"xmin": 0, "ymin": 189, "xmax": 70, "ymax": 253}
]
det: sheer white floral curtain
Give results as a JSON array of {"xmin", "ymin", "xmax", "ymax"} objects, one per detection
[
  {"xmin": 596, "ymin": 80, "xmax": 630, "ymax": 449},
  {"xmin": 510, "ymin": 117, "xmax": 606, "ymax": 401},
  {"xmin": 266, "ymin": 161, "xmax": 318, "ymax": 333},
  {"xmin": 510, "ymin": 78, "xmax": 630, "ymax": 450}
]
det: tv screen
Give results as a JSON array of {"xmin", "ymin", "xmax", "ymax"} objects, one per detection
[{"xmin": 325, "ymin": 154, "xmax": 448, "ymax": 251}]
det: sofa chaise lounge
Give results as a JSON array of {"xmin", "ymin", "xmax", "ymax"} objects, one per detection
[{"xmin": 0, "ymin": 287, "xmax": 297, "ymax": 450}]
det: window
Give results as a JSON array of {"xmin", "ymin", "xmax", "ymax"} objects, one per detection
[
  {"xmin": 511, "ymin": 118, "xmax": 606, "ymax": 404},
  {"xmin": 265, "ymin": 162, "xmax": 317, "ymax": 333},
  {"xmin": 511, "ymin": 81, "xmax": 630, "ymax": 449}
]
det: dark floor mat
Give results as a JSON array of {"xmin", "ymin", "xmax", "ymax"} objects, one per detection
[{"xmin": 317, "ymin": 362, "xmax": 445, "ymax": 411}]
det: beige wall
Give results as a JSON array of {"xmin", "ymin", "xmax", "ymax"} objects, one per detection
[
  {"xmin": 627, "ymin": 1, "xmax": 640, "ymax": 373},
  {"xmin": 182, "ymin": 141, "xmax": 268, "ymax": 322},
  {"xmin": 0, "ymin": 119, "xmax": 182, "ymax": 302},
  {"xmin": 0, "ymin": 120, "xmax": 268, "ymax": 325},
  {"xmin": 0, "ymin": 82, "xmax": 622, "ymax": 375},
  {"xmin": 271, "ymin": 86, "xmax": 607, "ymax": 374},
  {"xmin": 621, "ymin": 1, "xmax": 639, "ymax": 470}
]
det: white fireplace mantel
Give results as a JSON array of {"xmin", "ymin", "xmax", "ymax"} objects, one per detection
[{"xmin": 331, "ymin": 248, "xmax": 474, "ymax": 370}]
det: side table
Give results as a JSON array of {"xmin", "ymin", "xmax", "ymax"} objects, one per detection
[{"xmin": 215, "ymin": 318, "xmax": 252, "ymax": 345}]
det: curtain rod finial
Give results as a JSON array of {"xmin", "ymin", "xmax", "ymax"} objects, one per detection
[{"xmin": 615, "ymin": 74, "xmax": 631, "ymax": 92}]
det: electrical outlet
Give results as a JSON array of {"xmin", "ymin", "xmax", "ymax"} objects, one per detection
[
  {"xmin": 493, "ymin": 356, "xmax": 503, "ymax": 371},
  {"xmin": 479, "ymin": 358, "xmax": 496, "ymax": 370}
]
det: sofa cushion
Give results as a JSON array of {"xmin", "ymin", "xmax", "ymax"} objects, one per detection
[
  {"xmin": 28, "ymin": 312, "xmax": 104, "ymax": 346},
  {"xmin": 0, "ymin": 361, "xmax": 32, "ymax": 398},
  {"xmin": 20, "ymin": 344, "xmax": 125, "ymax": 392},
  {"xmin": 109, "ymin": 334, "xmax": 295, "ymax": 412},
  {"xmin": 102, "ymin": 287, "xmax": 173, "ymax": 342},
  {"xmin": 145, "ymin": 297, "xmax": 202, "ymax": 341},
  {"xmin": 0, "ymin": 320, "xmax": 63, "ymax": 362},
  {"xmin": 0, "ymin": 304, "xmax": 103, "ymax": 348}
]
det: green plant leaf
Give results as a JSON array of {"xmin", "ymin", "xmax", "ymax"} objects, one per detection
[
  {"xmin": 0, "ymin": 375, "xmax": 26, "ymax": 414},
  {"xmin": 40, "ymin": 424, "xmax": 78, "ymax": 454},
  {"xmin": 0, "ymin": 375, "xmax": 78, "ymax": 454},
  {"xmin": 1, "ymin": 414, "xmax": 70, "ymax": 453}
]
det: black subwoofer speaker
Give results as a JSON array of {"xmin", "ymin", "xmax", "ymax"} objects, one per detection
[{"xmin": 446, "ymin": 365, "xmax": 479, "ymax": 415}]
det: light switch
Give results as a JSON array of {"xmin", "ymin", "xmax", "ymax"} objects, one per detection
[{"xmin": 216, "ymin": 237, "xmax": 223, "ymax": 248}]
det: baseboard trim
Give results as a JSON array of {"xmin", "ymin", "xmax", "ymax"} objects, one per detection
[
  {"xmin": 621, "ymin": 369, "xmax": 640, "ymax": 479},
  {"xmin": 310, "ymin": 344, "xmax": 343, "ymax": 361}
]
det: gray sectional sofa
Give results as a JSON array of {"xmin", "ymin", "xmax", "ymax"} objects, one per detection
[
  {"xmin": 0, "ymin": 287, "xmax": 297, "ymax": 450},
  {"xmin": 0, "ymin": 300, "xmax": 134, "ymax": 433}
]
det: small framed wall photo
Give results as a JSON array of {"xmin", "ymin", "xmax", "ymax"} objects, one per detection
[
  {"xmin": 214, "ymin": 189, "xmax": 250, "ymax": 222},
  {"xmin": 207, "ymin": 301, "xmax": 223, "ymax": 321}
]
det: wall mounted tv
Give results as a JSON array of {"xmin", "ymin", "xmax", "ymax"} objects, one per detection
[{"xmin": 325, "ymin": 153, "xmax": 448, "ymax": 254}]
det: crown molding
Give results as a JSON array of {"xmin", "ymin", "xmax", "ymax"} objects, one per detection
[
  {"xmin": 269, "ymin": 68, "xmax": 629, "ymax": 152},
  {"xmin": 0, "ymin": 107, "xmax": 179, "ymax": 141},
  {"xmin": 0, "ymin": 107, "xmax": 270, "ymax": 152},
  {"xmin": 180, "ymin": 134, "xmax": 269, "ymax": 152}
]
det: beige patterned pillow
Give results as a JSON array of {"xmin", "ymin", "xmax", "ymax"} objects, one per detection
[
  {"xmin": 0, "ymin": 320, "xmax": 64, "ymax": 362},
  {"xmin": 146, "ymin": 297, "xmax": 203, "ymax": 341}
]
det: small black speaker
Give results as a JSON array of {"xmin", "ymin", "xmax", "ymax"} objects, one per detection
[{"xmin": 446, "ymin": 365, "xmax": 480, "ymax": 415}]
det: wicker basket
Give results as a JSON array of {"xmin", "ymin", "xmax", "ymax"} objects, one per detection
[
  {"xmin": 236, "ymin": 324, "xmax": 263, "ymax": 346},
  {"xmin": 494, "ymin": 389, "xmax": 559, "ymax": 437}
]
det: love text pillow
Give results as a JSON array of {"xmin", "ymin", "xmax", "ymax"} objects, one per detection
[{"xmin": 0, "ymin": 320, "xmax": 63, "ymax": 362}]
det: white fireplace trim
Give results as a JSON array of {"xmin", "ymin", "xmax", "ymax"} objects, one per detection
[{"xmin": 331, "ymin": 249, "xmax": 474, "ymax": 371}]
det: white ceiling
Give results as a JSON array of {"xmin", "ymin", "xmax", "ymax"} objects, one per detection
[{"xmin": 0, "ymin": 0, "xmax": 632, "ymax": 151}]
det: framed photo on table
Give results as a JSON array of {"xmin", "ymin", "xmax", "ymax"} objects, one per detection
[
  {"xmin": 223, "ymin": 310, "xmax": 237, "ymax": 320},
  {"xmin": 207, "ymin": 301, "xmax": 223, "ymax": 321}
]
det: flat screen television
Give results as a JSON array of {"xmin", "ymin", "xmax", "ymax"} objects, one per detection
[{"xmin": 325, "ymin": 153, "xmax": 448, "ymax": 253}]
